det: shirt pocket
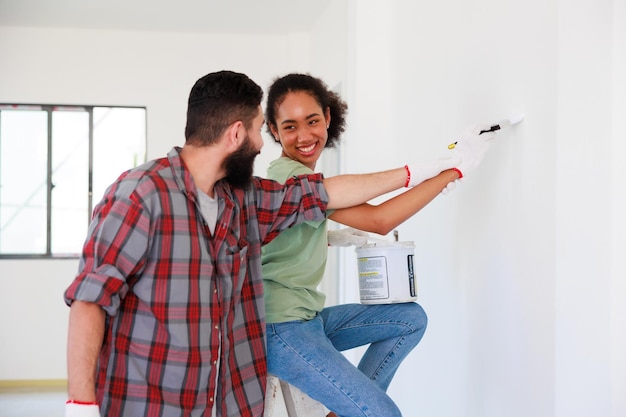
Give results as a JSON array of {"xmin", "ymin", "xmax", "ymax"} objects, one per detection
[{"xmin": 225, "ymin": 242, "xmax": 248, "ymax": 295}]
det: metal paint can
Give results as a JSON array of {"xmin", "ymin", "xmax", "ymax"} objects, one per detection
[{"xmin": 356, "ymin": 241, "xmax": 417, "ymax": 304}]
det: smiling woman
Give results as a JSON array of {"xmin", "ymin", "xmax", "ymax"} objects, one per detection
[{"xmin": 258, "ymin": 73, "xmax": 492, "ymax": 417}]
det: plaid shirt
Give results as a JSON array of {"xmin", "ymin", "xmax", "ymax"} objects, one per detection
[{"xmin": 64, "ymin": 147, "xmax": 328, "ymax": 417}]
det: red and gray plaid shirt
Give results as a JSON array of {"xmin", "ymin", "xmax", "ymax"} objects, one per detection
[{"xmin": 64, "ymin": 147, "xmax": 328, "ymax": 417}]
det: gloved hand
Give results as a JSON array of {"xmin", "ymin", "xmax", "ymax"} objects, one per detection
[
  {"xmin": 406, "ymin": 156, "xmax": 461, "ymax": 187},
  {"xmin": 66, "ymin": 402, "xmax": 101, "ymax": 417},
  {"xmin": 328, "ymin": 228, "xmax": 369, "ymax": 247},
  {"xmin": 449, "ymin": 124, "xmax": 497, "ymax": 178},
  {"xmin": 441, "ymin": 178, "xmax": 461, "ymax": 195}
]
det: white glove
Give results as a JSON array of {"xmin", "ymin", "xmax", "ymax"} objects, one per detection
[
  {"xmin": 449, "ymin": 124, "xmax": 497, "ymax": 178},
  {"xmin": 66, "ymin": 402, "xmax": 101, "ymax": 417},
  {"xmin": 441, "ymin": 178, "xmax": 461, "ymax": 195},
  {"xmin": 406, "ymin": 156, "xmax": 461, "ymax": 187},
  {"xmin": 328, "ymin": 228, "xmax": 369, "ymax": 247}
]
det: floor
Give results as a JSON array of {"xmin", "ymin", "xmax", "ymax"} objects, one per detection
[
  {"xmin": 0, "ymin": 386, "xmax": 300, "ymax": 417},
  {"xmin": 0, "ymin": 388, "xmax": 65, "ymax": 417}
]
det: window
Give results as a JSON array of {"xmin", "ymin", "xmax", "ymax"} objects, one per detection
[{"xmin": 0, "ymin": 105, "xmax": 146, "ymax": 258}]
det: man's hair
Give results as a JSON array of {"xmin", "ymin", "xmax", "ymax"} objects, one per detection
[
  {"xmin": 265, "ymin": 73, "xmax": 348, "ymax": 149},
  {"xmin": 185, "ymin": 70, "xmax": 263, "ymax": 146}
]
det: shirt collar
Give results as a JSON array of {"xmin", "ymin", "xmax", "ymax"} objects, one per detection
[{"xmin": 167, "ymin": 146, "xmax": 198, "ymax": 201}]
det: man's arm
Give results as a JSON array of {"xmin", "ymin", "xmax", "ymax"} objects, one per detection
[
  {"xmin": 329, "ymin": 168, "xmax": 460, "ymax": 234},
  {"xmin": 323, "ymin": 167, "xmax": 408, "ymax": 209},
  {"xmin": 67, "ymin": 300, "xmax": 105, "ymax": 403}
]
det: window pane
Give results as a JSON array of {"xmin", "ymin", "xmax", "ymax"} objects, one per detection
[
  {"xmin": 93, "ymin": 107, "xmax": 147, "ymax": 202},
  {"xmin": 0, "ymin": 104, "xmax": 146, "ymax": 258},
  {"xmin": 0, "ymin": 110, "xmax": 48, "ymax": 254},
  {"xmin": 51, "ymin": 110, "xmax": 89, "ymax": 255}
]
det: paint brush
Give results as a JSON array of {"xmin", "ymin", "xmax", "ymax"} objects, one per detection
[{"xmin": 448, "ymin": 113, "xmax": 525, "ymax": 149}]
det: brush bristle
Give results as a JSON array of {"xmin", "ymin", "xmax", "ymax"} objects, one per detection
[{"xmin": 508, "ymin": 113, "xmax": 525, "ymax": 126}]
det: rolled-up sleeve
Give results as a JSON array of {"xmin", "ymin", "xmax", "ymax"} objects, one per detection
[
  {"xmin": 64, "ymin": 195, "xmax": 149, "ymax": 317},
  {"xmin": 251, "ymin": 173, "xmax": 329, "ymax": 244}
]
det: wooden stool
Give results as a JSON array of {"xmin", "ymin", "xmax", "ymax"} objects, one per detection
[{"xmin": 264, "ymin": 375, "xmax": 328, "ymax": 417}]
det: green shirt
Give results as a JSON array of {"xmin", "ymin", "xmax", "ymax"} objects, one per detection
[{"xmin": 262, "ymin": 157, "xmax": 329, "ymax": 323}]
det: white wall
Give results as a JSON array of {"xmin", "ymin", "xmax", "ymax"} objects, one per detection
[
  {"xmin": 610, "ymin": 3, "xmax": 626, "ymax": 416},
  {"xmin": 339, "ymin": 1, "xmax": 626, "ymax": 417},
  {"xmin": 555, "ymin": 1, "xmax": 610, "ymax": 414},
  {"xmin": 1, "ymin": 1, "xmax": 625, "ymax": 417}
]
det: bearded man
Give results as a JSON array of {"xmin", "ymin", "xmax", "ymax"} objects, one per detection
[{"xmin": 63, "ymin": 70, "xmax": 485, "ymax": 417}]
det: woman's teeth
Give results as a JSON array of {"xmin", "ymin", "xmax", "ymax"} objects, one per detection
[{"xmin": 299, "ymin": 143, "xmax": 316, "ymax": 153}]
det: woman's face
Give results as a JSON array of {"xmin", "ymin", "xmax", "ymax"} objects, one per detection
[{"xmin": 270, "ymin": 91, "xmax": 330, "ymax": 171}]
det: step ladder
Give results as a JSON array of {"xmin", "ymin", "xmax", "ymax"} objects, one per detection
[{"xmin": 264, "ymin": 375, "xmax": 328, "ymax": 417}]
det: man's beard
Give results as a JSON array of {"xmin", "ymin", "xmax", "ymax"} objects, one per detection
[{"xmin": 223, "ymin": 136, "xmax": 260, "ymax": 188}]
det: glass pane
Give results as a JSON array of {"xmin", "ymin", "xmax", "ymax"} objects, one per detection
[
  {"xmin": 0, "ymin": 110, "xmax": 48, "ymax": 254},
  {"xmin": 51, "ymin": 110, "xmax": 90, "ymax": 255},
  {"xmin": 93, "ymin": 107, "xmax": 147, "ymax": 202}
]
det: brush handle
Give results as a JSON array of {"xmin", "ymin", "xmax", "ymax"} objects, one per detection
[{"xmin": 479, "ymin": 125, "xmax": 501, "ymax": 134}]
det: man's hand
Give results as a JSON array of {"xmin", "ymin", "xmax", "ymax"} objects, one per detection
[
  {"xmin": 328, "ymin": 228, "xmax": 370, "ymax": 247},
  {"xmin": 66, "ymin": 402, "xmax": 101, "ymax": 417}
]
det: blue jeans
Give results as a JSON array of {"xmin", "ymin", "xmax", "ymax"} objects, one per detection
[{"xmin": 266, "ymin": 302, "xmax": 427, "ymax": 417}]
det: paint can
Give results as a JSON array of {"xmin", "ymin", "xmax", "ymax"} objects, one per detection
[{"xmin": 355, "ymin": 241, "xmax": 417, "ymax": 304}]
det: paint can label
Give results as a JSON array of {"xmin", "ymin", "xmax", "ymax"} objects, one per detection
[{"xmin": 357, "ymin": 255, "xmax": 390, "ymax": 300}]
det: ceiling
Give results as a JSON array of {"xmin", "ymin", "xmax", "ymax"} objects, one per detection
[{"xmin": 0, "ymin": 0, "xmax": 333, "ymax": 35}]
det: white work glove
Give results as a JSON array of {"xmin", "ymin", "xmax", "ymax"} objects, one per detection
[
  {"xmin": 449, "ymin": 124, "xmax": 497, "ymax": 178},
  {"xmin": 441, "ymin": 124, "xmax": 497, "ymax": 195},
  {"xmin": 406, "ymin": 156, "xmax": 461, "ymax": 188},
  {"xmin": 441, "ymin": 178, "xmax": 461, "ymax": 195},
  {"xmin": 328, "ymin": 228, "xmax": 370, "ymax": 247},
  {"xmin": 66, "ymin": 402, "xmax": 101, "ymax": 417}
]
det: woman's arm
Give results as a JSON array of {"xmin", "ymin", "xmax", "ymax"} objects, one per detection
[{"xmin": 328, "ymin": 169, "xmax": 459, "ymax": 235}]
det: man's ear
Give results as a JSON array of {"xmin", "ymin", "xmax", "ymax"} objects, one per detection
[{"xmin": 224, "ymin": 120, "xmax": 245, "ymax": 151}]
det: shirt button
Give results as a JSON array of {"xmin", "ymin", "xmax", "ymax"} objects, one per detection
[{"xmin": 214, "ymin": 325, "xmax": 219, "ymax": 330}]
